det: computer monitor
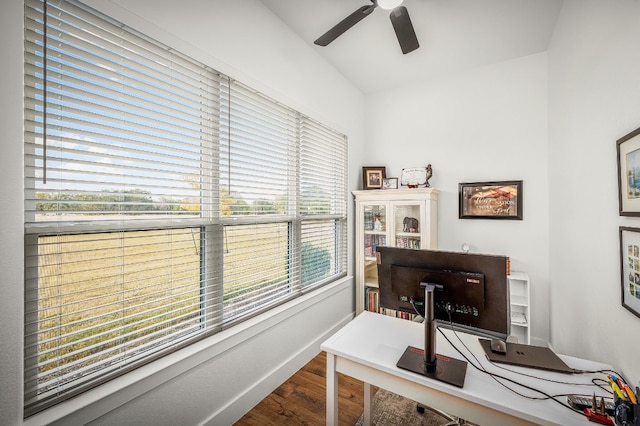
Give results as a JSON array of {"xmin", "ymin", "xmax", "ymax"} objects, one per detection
[
  {"xmin": 376, "ymin": 246, "xmax": 511, "ymax": 387},
  {"xmin": 376, "ymin": 246, "xmax": 510, "ymax": 340}
]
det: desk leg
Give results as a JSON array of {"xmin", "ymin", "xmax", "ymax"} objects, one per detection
[
  {"xmin": 363, "ymin": 382, "xmax": 372, "ymax": 426},
  {"xmin": 326, "ymin": 352, "xmax": 338, "ymax": 426}
]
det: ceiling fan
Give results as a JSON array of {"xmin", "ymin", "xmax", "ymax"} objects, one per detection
[{"xmin": 314, "ymin": 0, "xmax": 419, "ymax": 54}]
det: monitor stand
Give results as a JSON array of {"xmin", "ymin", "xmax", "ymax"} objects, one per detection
[{"xmin": 396, "ymin": 283, "xmax": 467, "ymax": 388}]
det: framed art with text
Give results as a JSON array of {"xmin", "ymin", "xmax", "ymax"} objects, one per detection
[
  {"xmin": 619, "ymin": 226, "xmax": 640, "ymax": 318},
  {"xmin": 617, "ymin": 125, "xmax": 640, "ymax": 216},
  {"xmin": 459, "ymin": 180, "xmax": 523, "ymax": 220}
]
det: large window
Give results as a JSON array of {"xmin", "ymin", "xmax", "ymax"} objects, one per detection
[{"xmin": 24, "ymin": 0, "xmax": 347, "ymax": 416}]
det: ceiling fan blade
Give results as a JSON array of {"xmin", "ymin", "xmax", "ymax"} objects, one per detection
[
  {"xmin": 389, "ymin": 6, "xmax": 419, "ymax": 54},
  {"xmin": 314, "ymin": 4, "xmax": 377, "ymax": 47}
]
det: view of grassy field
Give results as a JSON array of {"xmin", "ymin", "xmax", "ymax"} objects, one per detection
[
  {"xmin": 36, "ymin": 229, "xmax": 203, "ymax": 378},
  {"xmin": 31, "ymin": 214, "xmax": 335, "ymax": 400},
  {"xmin": 33, "ymin": 224, "xmax": 300, "ymax": 384}
]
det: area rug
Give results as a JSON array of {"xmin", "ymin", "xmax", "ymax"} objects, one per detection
[{"xmin": 354, "ymin": 388, "xmax": 464, "ymax": 426}]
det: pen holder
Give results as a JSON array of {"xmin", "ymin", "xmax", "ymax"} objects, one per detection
[{"xmin": 614, "ymin": 390, "xmax": 639, "ymax": 426}]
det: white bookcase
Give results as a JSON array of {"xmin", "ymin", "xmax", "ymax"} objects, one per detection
[
  {"xmin": 353, "ymin": 188, "xmax": 438, "ymax": 315},
  {"xmin": 508, "ymin": 271, "xmax": 530, "ymax": 344}
]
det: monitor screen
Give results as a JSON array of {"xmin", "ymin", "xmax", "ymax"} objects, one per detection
[{"xmin": 376, "ymin": 246, "xmax": 510, "ymax": 339}]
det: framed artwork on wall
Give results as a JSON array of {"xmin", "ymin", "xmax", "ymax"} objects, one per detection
[
  {"xmin": 619, "ymin": 226, "xmax": 640, "ymax": 318},
  {"xmin": 617, "ymin": 125, "xmax": 640, "ymax": 216},
  {"xmin": 362, "ymin": 167, "xmax": 386, "ymax": 190},
  {"xmin": 459, "ymin": 180, "xmax": 523, "ymax": 220}
]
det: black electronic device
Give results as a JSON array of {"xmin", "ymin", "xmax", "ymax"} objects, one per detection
[
  {"xmin": 614, "ymin": 391, "xmax": 640, "ymax": 426},
  {"xmin": 478, "ymin": 339, "xmax": 574, "ymax": 374},
  {"xmin": 376, "ymin": 247, "xmax": 510, "ymax": 339},
  {"xmin": 567, "ymin": 395, "xmax": 615, "ymax": 416},
  {"xmin": 376, "ymin": 247, "xmax": 511, "ymax": 388}
]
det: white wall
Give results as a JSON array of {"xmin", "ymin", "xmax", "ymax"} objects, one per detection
[
  {"xmin": 365, "ymin": 53, "xmax": 550, "ymax": 344},
  {"xmin": 1, "ymin": 1, "xmax": 365, "ymax": 425},
  {"xmin": 548, "ymin": 0, "xmax": 640, "ymax": 382}
]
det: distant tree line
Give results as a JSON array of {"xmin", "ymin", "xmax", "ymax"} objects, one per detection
[{"xmin": 36, "ymin": 187, "xmax": 331, "ymax": 215}]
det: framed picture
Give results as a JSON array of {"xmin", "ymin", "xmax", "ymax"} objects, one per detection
[
  {"xmin": 459, "ymin": 180, "xmax": 523, "ymax": 220},
  {"xmin": 400, "ymin": 164, "xmax": 433, "ymax": 188},
  {"xmin": 362, "ymin": 167, "xmax": 386, "ymax": 190},
  {"xmin": 619, "ymin": 226, "xmax": 640, "ymax": 318},
  {"xmin": 617, "ymin": 126, "xmax": 640, "ymax": 215},
  {"xmin": 382, "ymin": 177, "xmax": 398, "ymax": 189}
]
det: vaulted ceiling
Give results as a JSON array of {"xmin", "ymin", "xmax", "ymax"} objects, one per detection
[{"xmin": 260, "ymin": 0, "xmax": 564, "ymax": 94}]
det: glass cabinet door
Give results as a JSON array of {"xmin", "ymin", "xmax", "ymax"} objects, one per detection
[
  {"xmin": 354, "ymin": 188, "xmax": 438, "ymax": 315},
  {"xmin": 394, "ymin": 202, "xmax": 421, "ymax": 249},
  {"xmin": 363, "ymin": 204, "xmax": 387, "ymax": 260}
]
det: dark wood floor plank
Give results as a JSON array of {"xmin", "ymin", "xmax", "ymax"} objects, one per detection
[{"xmin": 234, "ymin": 351, "xmax": 364, "ymax": 426}]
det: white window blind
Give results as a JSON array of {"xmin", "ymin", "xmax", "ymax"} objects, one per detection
[
  {"xmin": 24, "ymin": 0, "xmax": 347, "ymax": 416},
  {"xmin": 24, "ymin": 0, "xmax": 223, "ymax": 415},
  {"xmin": 300, "ymin": 118, "xmax": 348, "ymax": 288},
  {"xmin": 220, "ymin": 80, "xmax": 298, "ymax": 323},
  {"xmin": 24, "ymin": 0, "xmax": 221, "ymax": 224}
]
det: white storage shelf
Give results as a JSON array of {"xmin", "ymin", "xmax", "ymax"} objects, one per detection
[{"xmin": 508, "ymin": 271, "xmax": 530, "ymax": 344}]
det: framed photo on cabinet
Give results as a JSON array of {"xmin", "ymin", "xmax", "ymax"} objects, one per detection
[
  {"xmin": 617, "ymin": 125, "xmax": 640, "ymax": 215},
  {"xmin": 383, "ymin": 177, "xmax": 398, "ymax": 189},
  {"xmin": 362, "ymin": 167, "xmax": 386, "ymax": 190}
]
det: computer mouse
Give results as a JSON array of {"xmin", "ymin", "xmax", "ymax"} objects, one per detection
[{"xmin": 490, "ymin": 338, "xmax": 507, "ymax": 355}]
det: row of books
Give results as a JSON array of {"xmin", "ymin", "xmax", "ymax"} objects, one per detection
[
  {"xmin": 365, "ymin": 287, "xmax": 416, "ymax": 320},
  {"xmin": 364, "ymin": 235, "xmax": 387, "ymax": 257},
  {"xmin": 396, "ymin": 237, "xmax": 420, "ymax": 249}
]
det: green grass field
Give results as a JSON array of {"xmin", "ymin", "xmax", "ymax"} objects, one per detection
[
  {"xmin": 32, "ymin": 220, "xmax": 335, "ymax": 394},
  {"xmin": 37, "ymin": 229, "xmax": 203, "ymax": 370},
  {"xmin": 35, "ymin": 226, "xmax": 292, "ymax": 378}
]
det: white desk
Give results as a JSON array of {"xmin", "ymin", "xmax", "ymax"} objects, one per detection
[{"xmin": 321, "ymin": 312, "xmax": 613, "ymax": 426}]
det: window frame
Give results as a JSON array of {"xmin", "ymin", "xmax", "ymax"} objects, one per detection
[{"xmin": 23, "ymin": 0, "xmax": 347, "ymax": 416}]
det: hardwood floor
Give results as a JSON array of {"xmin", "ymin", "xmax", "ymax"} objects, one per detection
[{"xmin": 233, "ymin": 351, "xmax": 366, "ymax": 426}]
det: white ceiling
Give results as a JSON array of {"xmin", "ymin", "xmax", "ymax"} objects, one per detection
[{"xmin": 259, "ymin": 0, "xmax": 564, "ymax": 94}]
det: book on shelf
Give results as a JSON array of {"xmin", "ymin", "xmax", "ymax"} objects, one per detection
[
  {"xmin": 364, "ymin": 211, "xmax": 373, "ymax": 230},
  {"xmin": 364, "ymin": 235, "xmax": 373, "ymax": 257},
  {"xmin": 366, "ymin": 287, "xmax": 379, "ymax": 312},
  {"xmin": 364, "ymin": 235, "xmax": 387, "ymax": 258}
]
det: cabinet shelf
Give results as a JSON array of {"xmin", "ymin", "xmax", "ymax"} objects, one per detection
[
  {"xmin": 510, "ymin": 295, "xmax": 528, "ymax": 307},
  {"xmin": 365, "ymin": 278, "xmax": 379, "ymax": 289},
  {"xmin": 395, "ymin": 232, "xmax": 420, "ymax": 238}
]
